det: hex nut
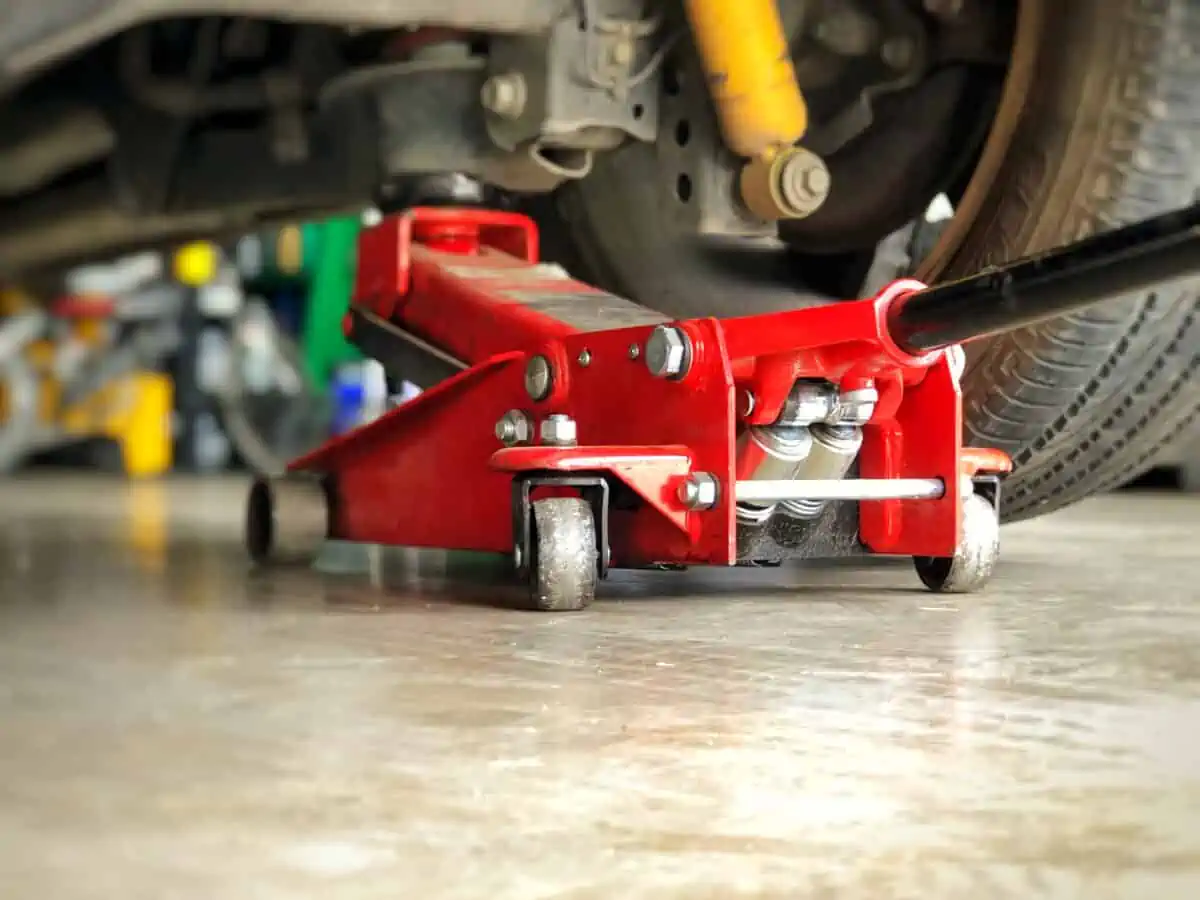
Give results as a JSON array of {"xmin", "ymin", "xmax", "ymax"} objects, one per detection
[
  {"xmin": 777, "ymin": 150, "xmax": 832, "ymax": 218},
  {"xmin": 495, "ymin": 410, "xmax": 534, "ymax": 446},
  {"xmin": 539, "ymin": 414, "xmax": 578, "ymax": 447},
  {"xmin": 644, "ymin": 325, "xmax": 690, "ymax": 379},
  {"xmin": 777, "ymin": 381, "xmax": 838, "ymax": 426},
  {"xmin": 833, "ymin": 386, "xmax": 879, "ymax": 426},
  {"xmin": 742, "ymin": 148, "xmax": 831, "ymax": 221},
  {"xmin": 677, "ymin": 472, "xmax": 719, "ymax": 510}
]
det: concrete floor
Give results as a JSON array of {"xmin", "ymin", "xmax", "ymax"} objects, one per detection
[{"xmin": 1, "ymin": 475, "xmax": 1199, "ymax": 899}]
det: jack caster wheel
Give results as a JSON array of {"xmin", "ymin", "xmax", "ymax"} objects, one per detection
[
  {"xmin": 245, "ymin": 475, "xmax": 330, "ymax": 566},
  {"xmin": 913, "ymin": 492, "xmax": 1000, "ymax": 594},
  {"xmin": 527, "ymin": 497, "xmax": 598, "ymax": 612}
]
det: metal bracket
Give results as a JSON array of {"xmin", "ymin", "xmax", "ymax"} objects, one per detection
[
  {"xmin": 344, "ymin": 306, "xmax": 466, "ymax": 389},
  {"xmin": 512, "ymin": 474, "xmax": 611, "ymax": 580},
  {"xmin": 484, "ymin": 11, "xmax": 659, "ymax": 154},
  {"xmin": 971, "ymin": 474, "xmax": 1002, "ymax": 513},
  {"xmin": 656, "ymin": 42, "xmax": 769, "ymax": 237}
]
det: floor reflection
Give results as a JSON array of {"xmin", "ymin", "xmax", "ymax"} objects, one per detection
[{"xmin": 2, "ymin": 476, "xmax": 1200, "ymax": 898}]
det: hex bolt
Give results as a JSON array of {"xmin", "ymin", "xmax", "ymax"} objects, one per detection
[
  {"xmin": 495, "ymin": 409, "xmax": 534, "ymax": 446},
  {"xmin": 577, "ymin": 349, "xmax": 592, "ymax": 367},
  {"xmin": 539, "ymin": 414, "xmax": 578, "ymax": 447},
  {"xmin": 628, "ymin": 343, "xmax": 641, "ymax": 360},
  {"xmin": 480, "ymin": 72, "xmax": 527, "ymax": 120},
  {"xmin": 644, "ymin": 325, "xmax": 691, "ymax": 379},
  {"xmin": 777, "ymin": 150, "xmax": 832, "ymax": 218},
  {"xmin": 677, "ymin": 472, "xmax": 719, "ymax": 511},
  {"xmin": 525, "ymin": 355, "xmax": 553, "ymax": 401}
]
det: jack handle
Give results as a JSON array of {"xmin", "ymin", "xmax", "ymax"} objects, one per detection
[{"xmin": 888, "ymin": 200, "xmax": 1200, "ymax": 354}]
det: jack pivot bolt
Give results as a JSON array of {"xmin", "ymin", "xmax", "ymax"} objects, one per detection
[
  {"xmin": 644, "ymin": 325, "xmax": 691, "ymax": 379},
  {"xmin": 833, "ymin": 386, "xmax": 879, "ymax": 426},
  {"xmin": 525, "ymin": 355, "xmax": 553, "ymax": 401},
  {"xmin": 495, "ymin": 410, "xmax": 534, "ymax": 446},
  {"xmin": 539, "ymin": 414, "xmax": 578, "ymax": 447},
  {"xmin": 678, "ymin": 472, "xmax": 719, "ymax": 510}
]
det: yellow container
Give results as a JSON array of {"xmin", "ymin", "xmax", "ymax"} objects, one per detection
[
  {"xmin": 109, "ymin": 373, "xmax": 174, "ymax": 478},
  {"xmin": 60, "ymin": 371, "xmax": 174, "ymax": 477}
]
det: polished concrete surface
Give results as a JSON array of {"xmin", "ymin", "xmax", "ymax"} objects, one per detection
[{"xmin": 1, "ymin": 475, "xmax": 1199, "ymax": 898}]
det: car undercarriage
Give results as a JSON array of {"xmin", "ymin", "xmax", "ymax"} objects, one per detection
[{"xmin": 0, "ymin": 0, "xmax": 1010, "ymax": 276}]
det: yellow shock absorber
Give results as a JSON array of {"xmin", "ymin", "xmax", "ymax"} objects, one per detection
[
  {"xmin": 683, "ymin": 0, "xmax": 806, "ymax": 157},
  {"xmin": 683, "ymin": 0, "xmax": 829, "ymax": 221}
]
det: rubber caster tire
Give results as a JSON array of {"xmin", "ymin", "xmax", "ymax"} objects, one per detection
[
  {"xmin": 913, "ymin": 492, "xmax": 1000, "ymax": 594},
  {"xmin": 245, "ymin": 475, "xmax": 329, "ymax": 566},
  {"xmin": 527, "ymin": 497, "xmax": 598, "ymax": 611}
]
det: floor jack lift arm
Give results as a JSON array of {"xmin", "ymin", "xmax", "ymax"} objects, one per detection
[{"xmin": 246, "ymin": 201, "xmax": 1200, "ymax": 611}]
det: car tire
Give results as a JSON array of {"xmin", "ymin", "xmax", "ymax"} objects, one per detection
[{"xmin": 555, "ymin": 0, "xmax": 1200, "ymax": 522}]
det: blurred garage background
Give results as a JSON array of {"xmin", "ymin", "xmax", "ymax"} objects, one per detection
[{"xmin": 2, "ymin": 214, "xmax": 1196, "ymax": 491}]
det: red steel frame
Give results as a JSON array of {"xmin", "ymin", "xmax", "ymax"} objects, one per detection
[{"xmin": 290, "ymin": 207, "xmax": 1011, "ymax": 568}]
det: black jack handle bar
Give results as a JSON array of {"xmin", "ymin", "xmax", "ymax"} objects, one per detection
[{"xmin": 888, "ymin": 200, "xmax": 1200, "ymax": 355}]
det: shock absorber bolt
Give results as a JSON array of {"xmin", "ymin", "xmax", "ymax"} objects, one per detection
[{"xmin": 742, "ymin": 147, "xmax": 831, "ymax": 221}]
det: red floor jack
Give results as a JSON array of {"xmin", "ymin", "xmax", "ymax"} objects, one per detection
[{"xmin": 246, "ymin": 201, "xmax": 1200, "ymax": 611}]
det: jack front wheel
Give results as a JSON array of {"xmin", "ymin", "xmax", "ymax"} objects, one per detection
[{"xmin": 527, "ymin": 497, "xmax": 598, "ymax": 612}]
